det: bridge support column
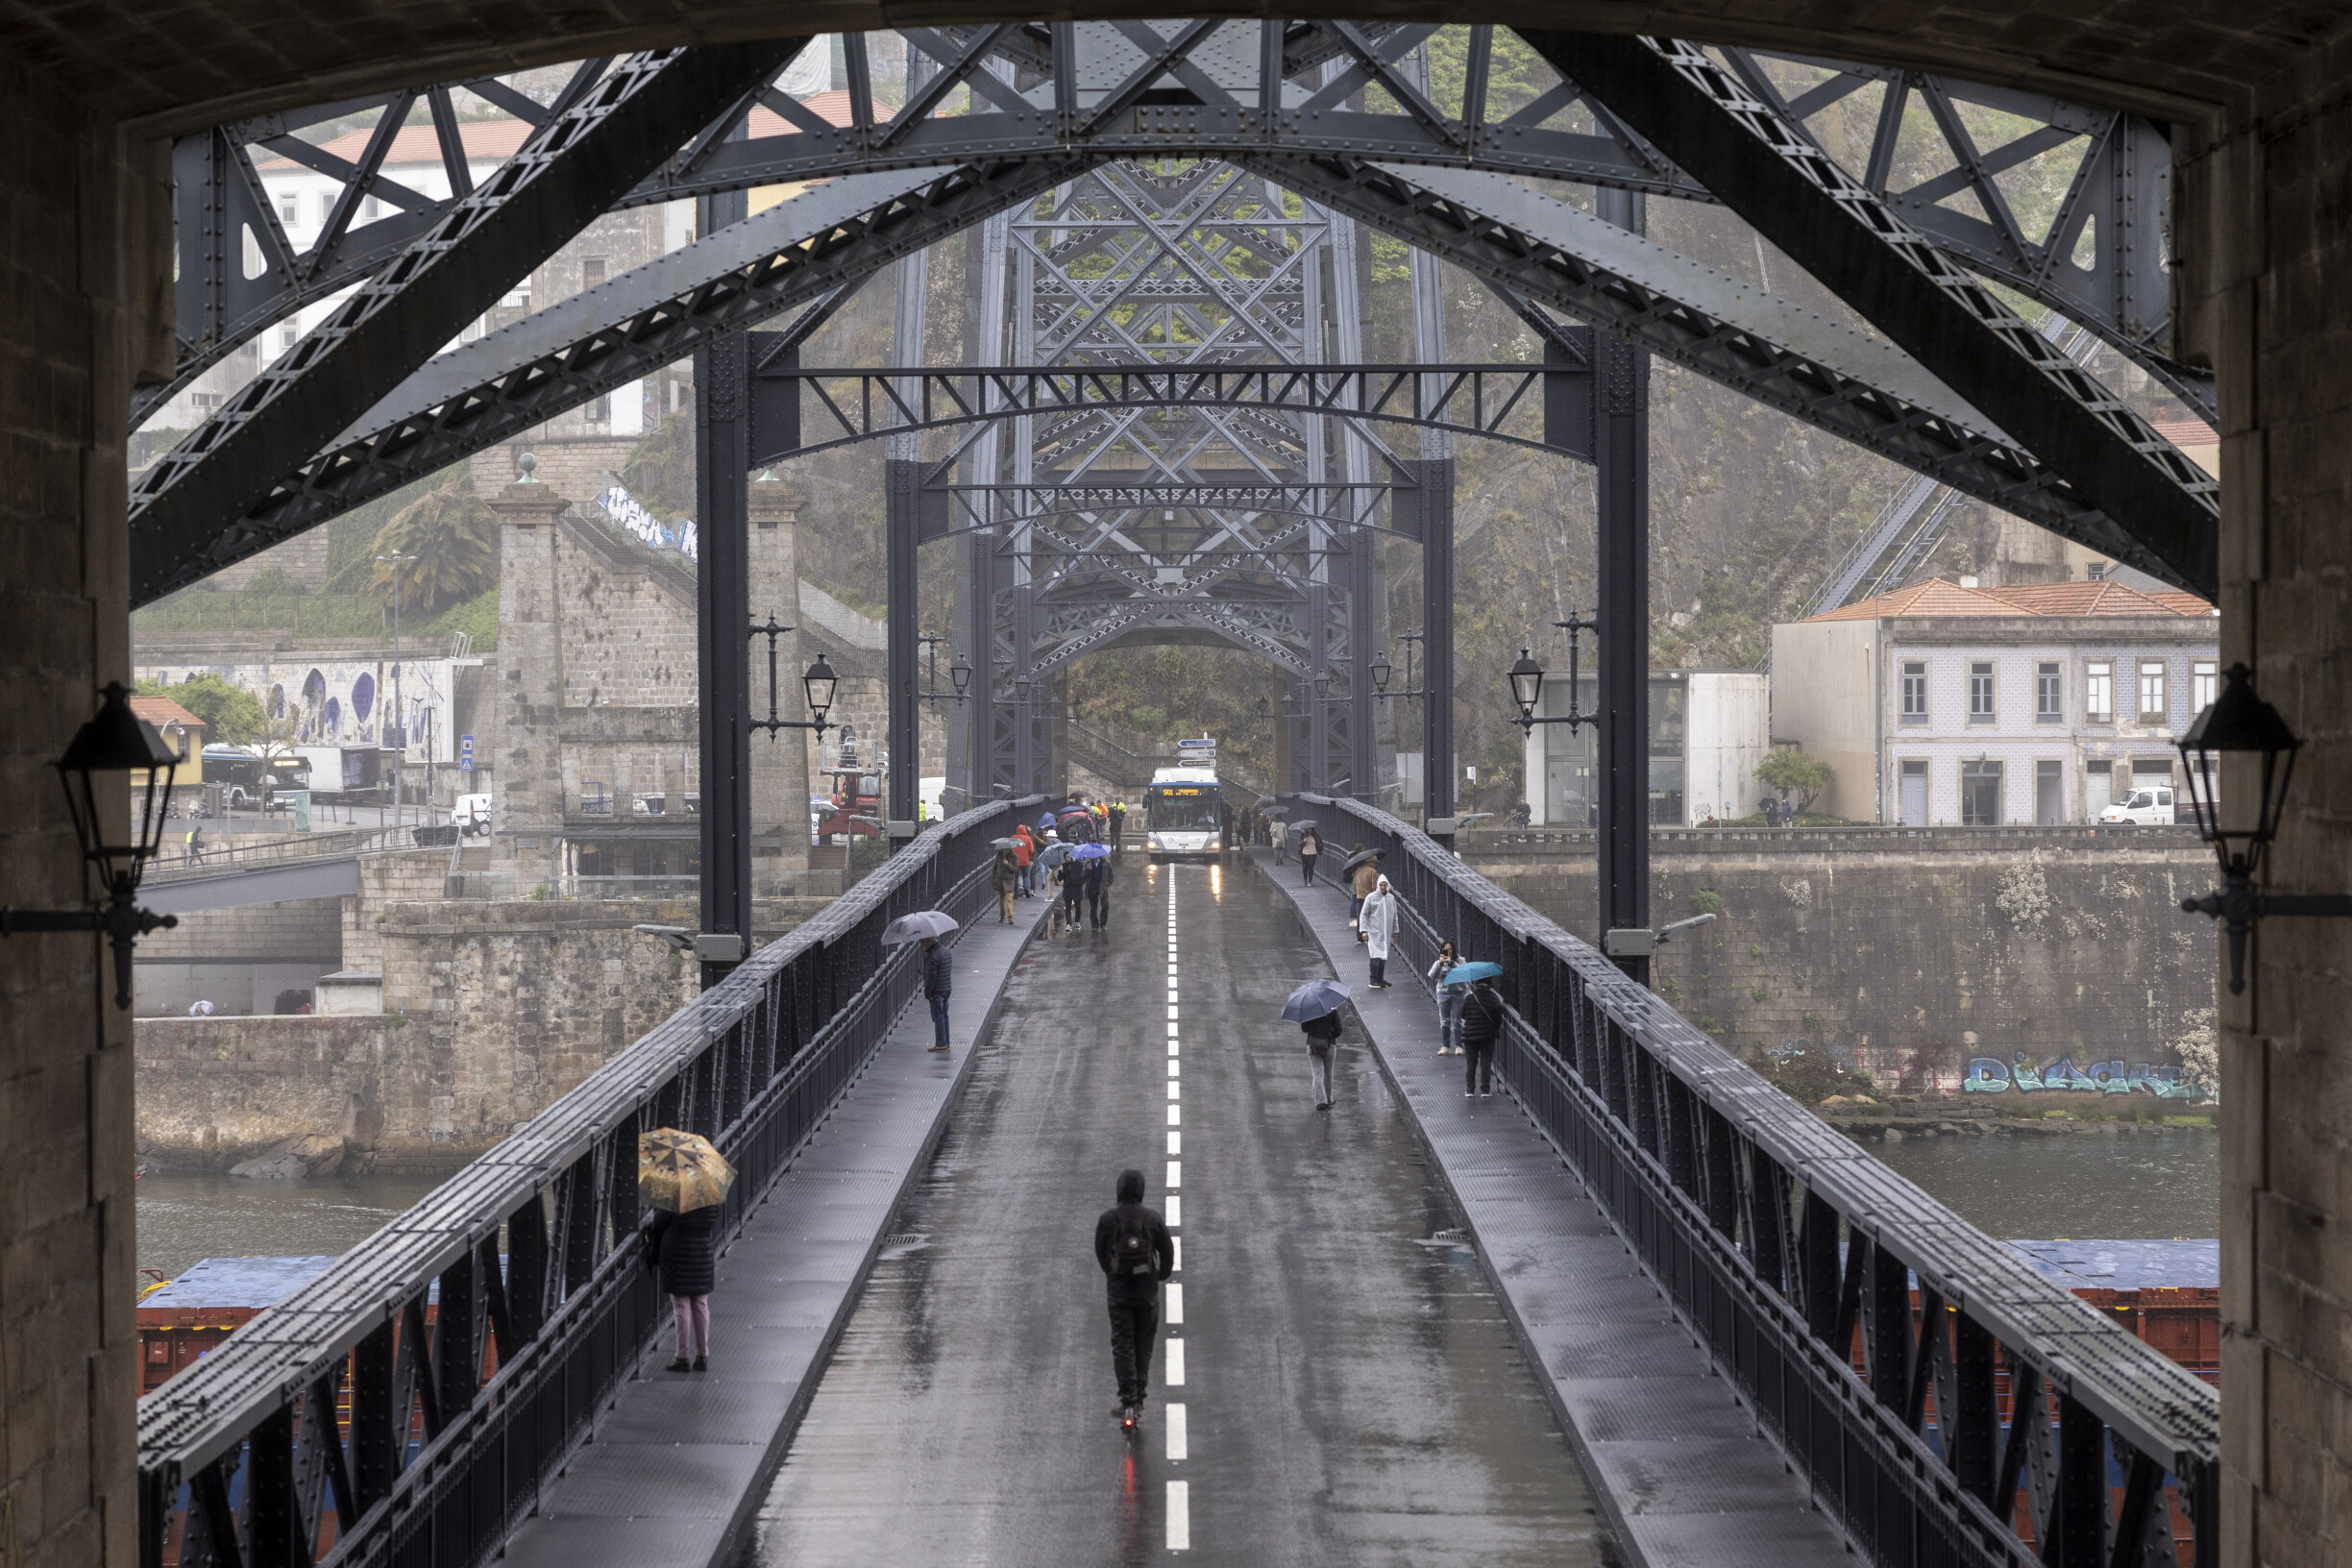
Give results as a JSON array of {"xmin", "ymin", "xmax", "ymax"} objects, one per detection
[
  {"xmin": 694, "ymin": 183, "xmax": 752, "ymax": 986},
  {"xmin": 1593, "ymin": 189, "xmax": 1652, "ymax": 984},
  {"xmin": 885, "ymin": 457, "xmax": 920, "ymax": 845},
  {"xmin": 1419, "ymin": 461, "xmax": 1455, "ymax": 852}
]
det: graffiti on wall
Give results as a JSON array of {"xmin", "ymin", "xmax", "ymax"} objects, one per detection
[{"xmin": 1963, "ymin": 1055, "xmax": 2204, "ymax": 1098}]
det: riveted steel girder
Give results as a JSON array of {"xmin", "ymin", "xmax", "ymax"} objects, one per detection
[
  {"xmin": 1522, "ymin": 32, "xmax": 2217, "ymax": 596},
  {"xmin": 158, "ymin": 23, "xmax": 2203, "ymax": 429},
  {"xmin": 130, "ymin": 41, "xmax": 813, "ymax": 607}
]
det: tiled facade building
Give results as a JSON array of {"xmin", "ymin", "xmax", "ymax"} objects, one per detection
[{"xmin": 1770, "ymin": 577, "xmax": 2219, "ymax": 826}]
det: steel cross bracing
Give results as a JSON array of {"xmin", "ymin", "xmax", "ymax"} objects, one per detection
[
  {"xmin": 155, "ymin": 24, "xmax": 2202, "ymax": 422},
  {"xmin": 140, "ymin": 21, "xmax": 2217, "ymax": 605}
]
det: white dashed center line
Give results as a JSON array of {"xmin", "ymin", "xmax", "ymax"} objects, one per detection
[{"xmin": 1166, "ymin": 1478, "xmax": 1189, "ymax": 1548}]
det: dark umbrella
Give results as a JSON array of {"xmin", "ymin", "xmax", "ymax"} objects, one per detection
[
  {"xmin": 1341, "ymin": 847, "xmax": 1382, "ymax": 872},
  {"xmin": 1282, "ymin": 978, "xmax": 1351, "ymax": 1022}
]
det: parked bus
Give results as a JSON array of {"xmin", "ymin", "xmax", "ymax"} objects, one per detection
[{"xmin": 199, "ymin": 746, "xmax": 309, "ymax": 812}]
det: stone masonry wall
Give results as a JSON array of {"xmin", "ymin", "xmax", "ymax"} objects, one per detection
[
  {"xmin": 1459, "ymin": 827, "xmax": 2217, "ymax": 1083},
  {"xmin": 135, "ymin": 1016, "xmax": 416, "ymax": 1169}
]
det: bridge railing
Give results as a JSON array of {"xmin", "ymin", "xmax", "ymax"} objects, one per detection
[
  {"xmin": 136, "ymin": 796, "xmax": 1050, "ymax": 1568},
  {"xmin": 143, "ymin": 826, "xmax": 406, "ymax": 881},
  {"xmin": 1284, "ymin": 793, "xmax": 2218, "ymax": 1568}
]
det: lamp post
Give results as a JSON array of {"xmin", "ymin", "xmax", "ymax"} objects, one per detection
[
  {"xmin": 376, "ymin": 551, "xmax": 416, "ymax": 831},
  {"xmin": 0, "ymin": 683, "xmax": 184, "ymax": 1009},
  {"xmin": 748, "ymin": 640, "xmax": 841, "ymax": 743},
  {"xmin": 1507, "ymin": 610, "xmax": 1602, "ymax": 735},
  {"xmin": 917, "ymin": 631, "xmax": 970, "ymax": 704},
  {"xmin": 2176, "ymin": 662, "xmax": 2352, "ymax": 993}
]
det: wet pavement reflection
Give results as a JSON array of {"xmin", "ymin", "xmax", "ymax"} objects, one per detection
[{"xmin": 748, "ymin": 857, "xmax": 1610, "ymax": 1565}]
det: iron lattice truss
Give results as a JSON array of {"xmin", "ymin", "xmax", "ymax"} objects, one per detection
[{"xmin": 135, "ymin": 22, "xmax": 2219, "ymax": 608}]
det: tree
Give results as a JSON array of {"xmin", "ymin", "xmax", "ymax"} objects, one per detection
[
  {"xmin": 1755, "ymin": 748, "xmax": 1834, "ymax": 816},
  {"xmin": 138, "ymin": 673, "xmax": 265, "ymax": 745},
  {"xmin": 367, "ymin": 486, "xmax": 500, "ymax": 614}
]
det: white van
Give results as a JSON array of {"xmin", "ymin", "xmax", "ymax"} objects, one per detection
[
  {"xmin": 452, "ymin": 794, "xmax": 494, "ymax": 836},
  {"xmin": 2098, "ymin": 786, "xmax": 2174, "ymax": 826}
]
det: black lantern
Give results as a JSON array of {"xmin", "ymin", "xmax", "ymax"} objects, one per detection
[
  {"xmin": 1507, "ymin": 649, "xmax": 1545, "ymax": 726},
  {"xmin": 950, "ymin": 651, "xmax": 972, "ymax": 698},
  {"xmin": 1313, "ymin": 672, "xmax": 1331, "ymax": 701},
  {"xmin": 802, "ymin": 651, "xmax": 839, "ymax": 725},
  {"xmin": 2176, "ymin": 662, "xmax": 2351, "ymax": 993},
  {"xmin": 1370, "ymin": 648, "xmax": 1393, "ymax": 694},
  {"xmin": 1, "ymin": 683, "xmax": 184, "ymax": 1009}
]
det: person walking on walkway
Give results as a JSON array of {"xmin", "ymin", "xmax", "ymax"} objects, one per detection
[
  {"xmin": 1347, "ymin": 848, "xmax": 1381, "ymax": 925},
  {"xmin": 1460, "ymin": 975, "xmax": 1504, "ymax": 1097},
  {"xmin": 921, "ymin": 935, "xmax": 952, "ymax": 1052},
  {"xmin": 647, "ymin": 1200, "xmax": 720, "ymax": 1372},
  {"xmin": 1087, "ymin": 852, "xmax": 1115, "ymax": 930},
  {"xmin": 1093, "ymin": 1167, "xmax": 1174, "ymax": 1425},
  {"xmin": 185, "ymin": 824, "xmax": 205, "ymax": 865},
  {"xmin": 992, "ymin": 846, "xmax": 1019, "ymax": 924},
  {"xmin": 1297, "ymin": 823, "xmax": 1321, "ymax": 885},
  {"xmin": 1109, "ymin": 800, "xmax": 1126, "ymax": 849},
  {"xmin": 1357, "ymin": 874, "xmax": 1399, "ymax": 989},
  {"xmin": 1062, "ymin": 855, "xmax": 1088, "ymax": 932},
  {"xmin": 1429, "ymin": 940, "xmax": 1466, "ymax": 1056},
  {"xmin": 1013, "ymin": 824, "xmax": 1036, "ymax": 895},
  {"xmin": 1302, "ymin": 1007, "xmax": 1342, "ymax": 1109}
]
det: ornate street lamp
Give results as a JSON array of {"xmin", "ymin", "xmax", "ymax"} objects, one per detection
[
  {"xmin": 747, "ymin": 615, "xmax": 837, "ymax": 741},
  {"xmin": 2177, "ymin": 662, "xmax": 2351, "ymax": 992},
  {"xmin": 1508, "ymin": 610, "xmax": 1603, "ymax": 735},
  {"xmin": 1369, "ymin": 647, "xmax": 1393, "ymax": 694},
  {"xmin": 0, "ymin": 683, "xmax": 184, "ymax": 1009}
]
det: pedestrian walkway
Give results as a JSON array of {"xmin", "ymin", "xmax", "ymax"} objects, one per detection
[
  {"xmin": 1256, "ymin": 850, "xmax": 1851, "ymax": 1567},
  {"xmin": 495, "ymin": 892, "xmax": 1053, "ymax": 1568},
  {"xmin": 749, "ymin": 858, "xmax": 1606, "ymax": 1565}
]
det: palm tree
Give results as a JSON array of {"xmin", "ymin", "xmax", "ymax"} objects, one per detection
[{"xmin": 367, "ymin": 487, "xmax": 499, "ymax": 614}]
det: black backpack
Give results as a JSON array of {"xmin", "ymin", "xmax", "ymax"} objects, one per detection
[{"xmin": 1113, "ymin": 1207, "xmax": 1155, "ymax": 1278}]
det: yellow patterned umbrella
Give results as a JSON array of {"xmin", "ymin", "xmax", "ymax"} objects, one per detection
[{"xmin": 638, "ymin": 1127, "xmax": 735, "ymax": 1214}]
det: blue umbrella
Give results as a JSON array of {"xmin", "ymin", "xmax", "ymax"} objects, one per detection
[
  {"xmin": 1039, "ymin": 812, "xmax": 1057, "ymax": 830},
  {"xmin": 1071, "ymin": 842, "xmax": 1111, "ymax": 861},
  {"xmin": 1282, "ymin": 978, "xmax": 1351, "ymax": 1022},
  {"xmin": 1444, "ymin": 961, "xmax": 1503, "ymax": 985}
]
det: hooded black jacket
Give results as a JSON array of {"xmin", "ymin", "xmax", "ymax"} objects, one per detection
[{"xmin": 1092, "ymin": 1168, "xmax": 1174, "ymax": 1304}]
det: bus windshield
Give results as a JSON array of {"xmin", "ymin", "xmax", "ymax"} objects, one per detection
[{"xmin": 1148, "ymin": 787, "xmax": 1221, "ymax": 833}]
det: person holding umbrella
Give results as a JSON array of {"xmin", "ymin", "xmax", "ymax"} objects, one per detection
[
  {"xmin": 1357, "ymin": 874, "xmax": 1399, "ymax": 988},
  {"xmin": 883, "ymin": 911, "xmax": 960, "ymax": 1050},
  {"xmin": 1285, "ymin": 977, "xmax": 1351, "ymax": 1110},
  {"xmin": 640, "ymin": 1128, "xmax": 736, "ymax": 1372},
  {"xmin": 1295, "ymin": 821, "xmax": 1321, "ymax": 885},
  {"xmin": 1074, "ymin": 842, "xmax": 1115, "ymax": 930},
  {"xmin": 1062, "ymin": 844, "xmax": 1089, "ymax": 931},
  {"xmin": 1452, "ymin": 965, "xmax": 1506, "ymax": 1096}
]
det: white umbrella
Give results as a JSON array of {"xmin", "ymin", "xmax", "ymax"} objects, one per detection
[{"xmin": 881, "ymin": 910, "xmax": 959, "ymax": 944}]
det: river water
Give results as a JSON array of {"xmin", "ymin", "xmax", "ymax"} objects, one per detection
[
  {"xmin": 133, "ymin": 1131, "xmax": 2218, "ymax": 1287},
  {"xmin": 136, "ymin": 1172, "xmax": 450, "ymax": 1281},
  {"xmin": 1869, "ymin": 1129, "xmax": 2218, "ymax": 1240}
]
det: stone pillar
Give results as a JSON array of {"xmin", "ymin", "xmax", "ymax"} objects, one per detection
[
  {"xmin": 2176, "ymin": 39, "xmax": 2352, "ymax": 1565},
  {"xmin": 748, "ymin": 474, "xmax": 810, "ymax": 891},
  {"xmin": 484, "ymin": 465, "xmax": 571, "ymax": 889}
]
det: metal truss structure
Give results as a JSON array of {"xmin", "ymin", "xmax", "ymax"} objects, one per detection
[{"xmin": 137, "ymin": 23, "xmax": 2217, "ymax": 607}]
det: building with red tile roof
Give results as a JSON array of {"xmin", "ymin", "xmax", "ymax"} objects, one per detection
[{"xmin": 1772, "ymin": 578, "xmax": 2219, "ymax": 825}]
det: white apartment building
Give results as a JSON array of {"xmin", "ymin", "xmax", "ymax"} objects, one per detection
[{"xmin": 1769, "ymin": 577, "xmax": 2219, "ymax": 825}]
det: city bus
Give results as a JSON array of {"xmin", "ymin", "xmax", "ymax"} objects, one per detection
[{"xmin": 1144, "ymin": 738, "xmax": 1226, "ymax": 859}]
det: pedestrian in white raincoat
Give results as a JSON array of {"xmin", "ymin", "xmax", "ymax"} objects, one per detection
[{"xmin": 1357, "ymin": 874, "xmax": 1400, "ymax": 989}]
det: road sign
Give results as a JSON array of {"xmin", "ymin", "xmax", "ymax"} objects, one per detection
[{"xmin": 459, "ymin": 734, "xmax": 474, "ymax": 771}]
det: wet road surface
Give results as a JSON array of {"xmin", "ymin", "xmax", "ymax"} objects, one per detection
[{"xmin": 748, "ymin": 858, "xmax": 1610, "ymax": 1565}]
